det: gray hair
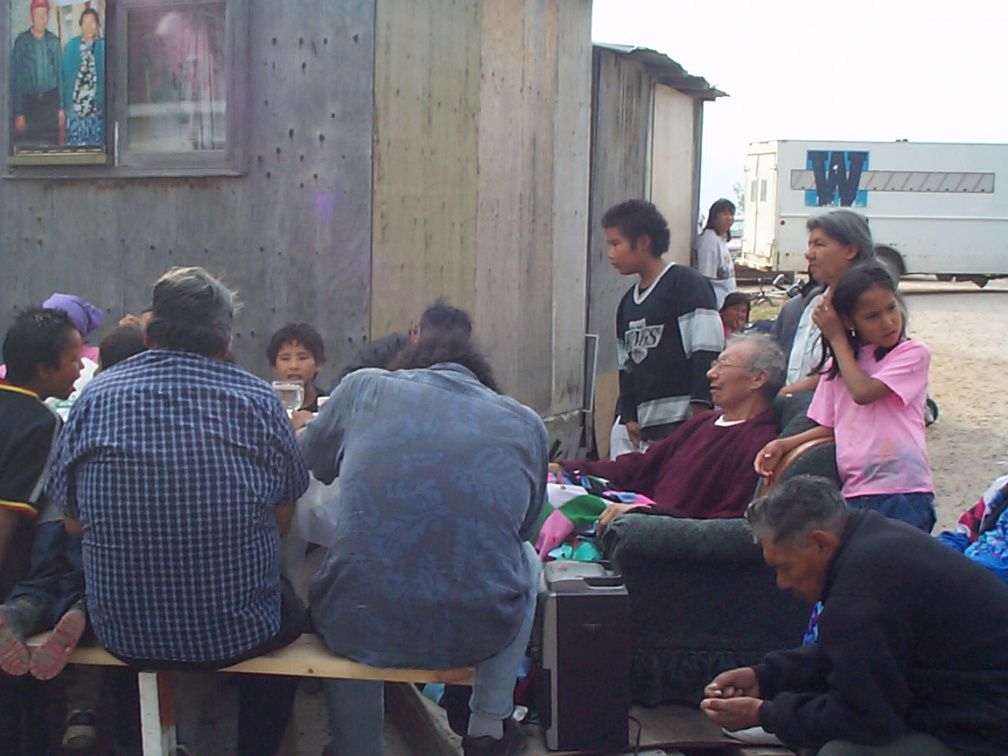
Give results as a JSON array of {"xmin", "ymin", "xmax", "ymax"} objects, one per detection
[
  {"xmin": 728, "ymin": 332, "xmax": 786, "ymax": 400},
  {"xmin": 745, "ymin": 475, "xmax": 849, "ymax": 546},
  {"xmin": 145, "ymin": 267, "xmax": 238, "ymax": 357},
  {"xmin": 806, "ymin": 209, "xmax": 875, "ymax": 264}
]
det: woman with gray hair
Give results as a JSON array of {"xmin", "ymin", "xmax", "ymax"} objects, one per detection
[{"xmin": 774, "ymin": 209, "xmax": 875, "ymax": 394}]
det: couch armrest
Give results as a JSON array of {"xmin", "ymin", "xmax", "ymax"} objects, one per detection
[
  {"xmin": 763, "ymin": 437, "xmax": 835, "ymax": 494},
  {"xmin": 601, "ymin": 513, "xmax": 763, "ymax": 564}
]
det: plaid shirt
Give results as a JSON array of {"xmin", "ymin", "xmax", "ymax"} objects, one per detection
[{"xmin": 47, "ymin": 350, "xmax": 308, "ymax": 664}]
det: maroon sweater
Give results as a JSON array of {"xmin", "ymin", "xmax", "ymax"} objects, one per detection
[{"xmin": 561, "ymin": 409, "xmax": 778, "ymax": 519}]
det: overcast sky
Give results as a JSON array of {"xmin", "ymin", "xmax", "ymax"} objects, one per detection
[{"xmin": 592, "ymin": 0, "xmax": 1008, "ymax": 216}]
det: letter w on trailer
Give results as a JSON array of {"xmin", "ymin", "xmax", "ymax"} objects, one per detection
[{"xmin": 740, "ymin": 140, "xmax": 1008, "ymax": 286}]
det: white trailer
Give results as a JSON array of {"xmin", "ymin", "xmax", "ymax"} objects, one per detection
[{"xmin": 740, "ymin": 140, "xmax": 1008, "ymax": 285}]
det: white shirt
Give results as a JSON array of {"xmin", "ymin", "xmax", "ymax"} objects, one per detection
[{"xmin": 693, "ymin": 228, "xmax": 736, "ymax": 309}]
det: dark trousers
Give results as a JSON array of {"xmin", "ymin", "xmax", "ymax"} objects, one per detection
[
  {"xmin": 9, "ymin": 520, "xmax": 85, "ymax": 631},
  {"xmin": 16, "ymin": 88, "xmax": 60, "ymax": 145},
  {"xmin": 113, "ymin": 579, "xmax": 307, "ymax": 756}
]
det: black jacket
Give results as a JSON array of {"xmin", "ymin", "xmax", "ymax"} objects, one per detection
[{"xmin": 756, "ymin": 511, "xmax": 1008, "ymax": 755}]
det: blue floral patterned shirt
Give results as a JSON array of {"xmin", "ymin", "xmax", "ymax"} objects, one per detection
[
  {"xmin": 46, "ymin": 349, "xmax": 309, "ymax": 664},
  {"xmin": 300, "ymin": 363, "xmax": 548, "ymax": 669}
]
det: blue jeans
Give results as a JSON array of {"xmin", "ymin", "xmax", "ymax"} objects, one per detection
[
  {"xmin": 9, "ymin": 519, "xmax": 85, "ymax": 628},
  {"xmin": 323, "ymin": 542, "xmax": 541, "ymax": 753},
  {"xmin": 845, "ymin": 493, "xmax": 936, "ymax": 534}
]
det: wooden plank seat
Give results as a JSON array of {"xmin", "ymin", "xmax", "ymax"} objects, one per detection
[
  {"xmin": 26, "ymin": 631, "xmax": 475, "ymax": 756},
  {"xmin": 26, "ymin": 631, "xmax": 476, "ymax": 684}
]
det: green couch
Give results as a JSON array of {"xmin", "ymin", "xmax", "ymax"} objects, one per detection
[{"xmin": 599, "ymin": 392, "xmax": 839, "ymax": 705}]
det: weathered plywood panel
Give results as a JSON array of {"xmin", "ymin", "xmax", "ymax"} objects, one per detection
[
  {"xmin": 549, "ymin": 0, "xmax": 592, "ymax": 412},
  {"xmin": 650, "ymin": 83, "xmax": 697, "ymax": 266},
  {"xmin": 586, "ymin": 49, "xmax": 651, "ymax": 376},
  {"xmin": 0, "ymin": 1, "xmax": 375, "ymax": 390},
  {"xmin": 474, "ymin": 0, "xmax": 591, "ymax": 413},
  {"xmin": 370, "ymin": 0, "xmax": 481, "ymax": 338}
]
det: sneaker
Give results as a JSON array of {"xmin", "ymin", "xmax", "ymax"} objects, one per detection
[
  {"xmin": 30, "ymin": 607, "xmax": 86, "ymax": 680},
  {"xmin": 462, "ymin": 718, "xmax": 528, "ymax": 756},
  {"xmin": 62, "ymin": 709, "xmax": 98, "ymax": 751}
]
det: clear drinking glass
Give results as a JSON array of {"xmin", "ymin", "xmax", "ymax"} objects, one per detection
[{"xmin": 272, "ymin": 380, "xmax": 304, "ymax": 417}]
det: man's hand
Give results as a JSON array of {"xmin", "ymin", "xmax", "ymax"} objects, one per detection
[
  {"xmin": 597, "ymin": 501, "xmax": 640, "ymax": 531},
  {"xmin": 704, "ymin": 667, "xmax": 760, "ymax": 699},
  {"xmin": 754, "ymin": 439, "xmax": 786, "ymax": 477},
  {"xmin": 625, "ymin": 421, "xmax": 641, "ymax": 449},
  {"xmin": 13, "ymin": 115, "xmax": 26, "ymax": 133},
  {"xmin": 700, "ymin": 696, "xmax": 763, "ymax": 731}
]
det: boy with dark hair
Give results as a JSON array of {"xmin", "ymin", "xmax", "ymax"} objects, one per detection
[
  {"xmin": 267, "ymin": 322, "xmax": 327, "ymax": 412},
  {"xmin": 602, "ymin": 199, "xmax": 723, "ymax": 447},
  {"xmin": 0, "ymin": 308, "xmax": 82, "ymax": 754}
]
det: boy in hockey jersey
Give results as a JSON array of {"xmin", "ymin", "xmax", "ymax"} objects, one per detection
[{"xmin": 603, "ymin": 200, "xmax": 723, "ymax": 448}]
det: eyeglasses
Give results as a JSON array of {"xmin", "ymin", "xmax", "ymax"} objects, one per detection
[{"xmin": 709, "ymin": 358, "xmax": 750, "ymax": 371}]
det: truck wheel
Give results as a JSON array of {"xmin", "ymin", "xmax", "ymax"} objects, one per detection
[{"xmin": 875, "ymin": 248, "xmax": 903, "ymax": 286}]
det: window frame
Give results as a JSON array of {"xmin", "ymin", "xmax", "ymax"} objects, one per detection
[{"xmin": 2, "ymin": 0, "xmax": 248, "ymax": 179}]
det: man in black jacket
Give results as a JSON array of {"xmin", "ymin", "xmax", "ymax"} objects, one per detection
[{"xmin": 702, "ymin": 475, "xmax": 1008, "ymax": 756}]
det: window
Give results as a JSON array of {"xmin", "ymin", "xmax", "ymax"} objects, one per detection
[
  {"xmin": 4, "ymin": 0, "xmax": 247, "ymax": 176},
  {"xmin": 760, "ymin": 179, "xmax": 767, "ymax": 202}
]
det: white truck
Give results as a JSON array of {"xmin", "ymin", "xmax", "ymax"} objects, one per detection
[{"xmin": 740, "ymin": 140, "xmax": 1008, "ymax": 285}]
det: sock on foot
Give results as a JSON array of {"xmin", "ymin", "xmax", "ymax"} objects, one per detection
[{"xmin": 467, "ymin": 712, "xmax": 504, "ymax": 740}]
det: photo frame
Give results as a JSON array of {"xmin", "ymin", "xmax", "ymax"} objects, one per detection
[{"xmin": 8, "ymin": 0, "xmax": 107, "ymax": 165}]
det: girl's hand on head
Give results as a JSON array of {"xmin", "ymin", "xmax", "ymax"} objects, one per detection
[{"xmin": 812, "ymin": 293, "xmax": 846, "ymax": 343}]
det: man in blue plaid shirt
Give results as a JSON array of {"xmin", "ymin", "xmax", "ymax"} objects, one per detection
[{"xmin": 47, "ymin": 267, "xmax": 309, "ymax": 756}]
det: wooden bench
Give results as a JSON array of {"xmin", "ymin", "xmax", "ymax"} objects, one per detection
[{"xmin": 27, "ymin": 631, "xmax": 475, "ymax": 756}]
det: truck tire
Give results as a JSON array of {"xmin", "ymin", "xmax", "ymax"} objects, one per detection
[{"xmin": 875, "ymin": 247, "xmax": 903, "ymax": 285}]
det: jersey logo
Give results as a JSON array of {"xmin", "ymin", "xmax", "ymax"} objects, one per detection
[{"xmin": 624, "ymin": 319, "xmax": 664, "ymax": 364}]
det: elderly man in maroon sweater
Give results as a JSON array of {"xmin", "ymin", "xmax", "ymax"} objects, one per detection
[{"xmin": 552, "ymin": 333, "xmax": 785, "ymax": 527}]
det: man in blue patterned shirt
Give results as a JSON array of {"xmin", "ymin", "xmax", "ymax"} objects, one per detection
[{"xmin": 47, "ymin": 267, "xmax": 309, "ymax": 756}]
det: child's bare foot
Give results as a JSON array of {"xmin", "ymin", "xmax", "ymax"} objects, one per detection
[
  {"xmin": 0, "ymin": 610, "xmax": 30, "ymax": 676},
  {"xmin": 30, "ymin": 608, "xmax": 85, "ymax": 680}
]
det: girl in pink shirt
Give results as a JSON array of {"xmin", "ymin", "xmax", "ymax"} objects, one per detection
[{"xmin": 756, "ymin": 263, "xmax": 935, "ymax": 532}]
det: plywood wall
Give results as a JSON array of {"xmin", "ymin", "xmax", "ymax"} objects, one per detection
[
  {"xmin": 373, "ymin": 0, "xmax": 592, "ymax": 414},
  {"xmin": 585, "ymin": 49, "xmax": 652, "ymax": 376},
  {"xmin": 649, "ymin": 83, "xmax": 699, "ymax": 266},
  {"xmin": 370, "ymin": 0, "xmax": 481, "ymax": 337},
  {"xmin": 0, "ymin": 1, "xmax": 376, "ymax": 389}
]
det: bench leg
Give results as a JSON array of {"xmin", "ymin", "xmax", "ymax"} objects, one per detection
[{"xmin": 138, "ymin": 671, "xmax": 177, "ymax": 756}]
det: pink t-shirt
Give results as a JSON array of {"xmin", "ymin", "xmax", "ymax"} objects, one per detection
[{"xmin": 808, "ymin": 339, "xmax": 933, "ymax": 497}]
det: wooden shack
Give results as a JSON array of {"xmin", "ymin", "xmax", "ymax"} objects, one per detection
[{"xmin": 1, "ymin": 1, "xmax": 721, "ymax": 447}]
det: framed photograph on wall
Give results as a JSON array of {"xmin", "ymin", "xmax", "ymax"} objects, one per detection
[{"xmin": 8, "ymin": 0, "xmax": 107, "ymax": 164}]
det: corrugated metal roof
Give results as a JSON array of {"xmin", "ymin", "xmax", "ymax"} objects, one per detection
[{"xmin": 593, "ymin": 42, "xmax": 727, "ymax": 101}]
